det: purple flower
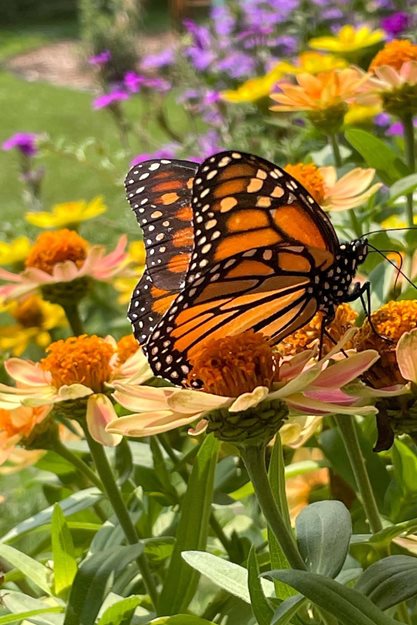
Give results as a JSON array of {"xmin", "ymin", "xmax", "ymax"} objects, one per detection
[
  {"xmin": 374, "ymin": 112, "xmax": 391, "ymax": 126},
  {"xmin": 124, "ymin": 71, "xmax": 145, "ymax": 93},
  {"xmin": 187, "ymin": 130, "xmax": 222, "ymax": 163},
  {"xmin": 386, "ymin": 121, "xmax": 404, "ymax": 136},
  {"xmin": 88, "ymin": 50, "xmax": 112, "ymax": 66},
  {"xmin": 140, "ymin": 49, "xmax": 175, "ymax": 70},
  {"xmin": 211, "ymin": 6, "xmax": 235, "ymax": 37},
  {"xmin": 183, "ymin": 19, "xmax": 212, "ymax": 49},
  {"xmin": 381, "ymin": 12, "xmax": 410, "ymax": 36},
  {"xmin": 130, "ymin": 145, "xmax": 179, "ymax": 166},
  {"xmin": 185, "ymin": 46, "xmax": 216, "ymax": 71},
  {"xmin": 93, "ymin": 91, "xmax": 129, "ymax": 109},
  {"xmin": 2, "ymin": 132, "xmax": 38, "ymax": 157},
  {"xmin": 141, "ymin": 76, "xmax": 171, "ymax": 92},
  {"xmin": 124, "ymin": 71, "xmax": 171, "ymax": 93},
  {"xmin": 216, "ymin": 51, "xmax": 256, "ymax": 78}
]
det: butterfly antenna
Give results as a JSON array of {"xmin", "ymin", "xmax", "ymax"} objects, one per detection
[
  {"xmin": 361, "ymin": 226, "xmax": 417, "ymax": 238},
  {"xmin": 367, "ymin": 242, "xmax": 417, "ymax": 291}
]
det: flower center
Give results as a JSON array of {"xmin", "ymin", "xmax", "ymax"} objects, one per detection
[
  {"xmin": 117, "ymin": 334, "xmax": 139, "ymax": 364},
  {"xmin": 12, "ymin": 295, "xmax": 45, "ymax": 328},
  {"xmin": 41, "ymin": 335, "xmax": 115, "ymax": 391},
  {"xmin": 279, "ymin": 304, "xmax": 358, "ymax": 356},
  {"xmin": 355, "ymin": 300, "xmax": 417, "ymax": 348},
  {"xmin": 369, "ymin": 39, "xmax": 417, "ymax": 72},
  {"xmin": 284, "ymin": 163, "xmax": 326, "ymax": 204},
  {"xmin": 25, "ymin": 229, "xmax": 88, "ymax": 275},
  {"xmin": 188, "ymin": 331, "xmax": 278, "ymax": 397}
]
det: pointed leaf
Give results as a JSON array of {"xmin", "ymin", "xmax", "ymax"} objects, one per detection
[
  {"xmin": 96, "ymin": 596, "xmax": 142, "ymax": 625},
  {"xmin": 51, "ymin": 504, "xmax": 77, "ymax": 597},
  {"xmin": 247, "ymin": 547, "xmax": 274, "ymax": 625},
  {"xmin": 182, "ymin": 551, "xmax": 275, "ymax": 604},
  {"xmin": 158, "ymin": 435, "xmax": 220, "ymax": 615},
  {"xmin": 265, "ymin": 570, "xmax": 401, "ymax": 625},
  {"xmin": 150, "ymin": 617, "xmax": 217, "ymax": 625},
  {"xmin": 355, "ymin": 555, "xmax": 417, "ymax": 610},
  {"xmin": 0, "ymin": 592, "xmax": 63, "ymax": 625},
  {"xmin": 295, "ymin": 501, "xmax": 351, "ymax": 578},
  {"xmin": 0, "ymin": 544, "xmax": 53, "ymax": 595},
  {"xmin": 63, "ymin": 543, "xmax": 143, "ymax": 625},
  {"xmin": 271, "ymin": 595, "xmax": 306, "ymax": 625},
  {"xmin": 344, "ymin": 128, "xmax": 408, "ymax": 184}
]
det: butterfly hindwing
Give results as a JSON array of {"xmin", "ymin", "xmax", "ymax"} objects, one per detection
[{"xmin": 125, "ymin": 158, "xmax": 198, "ymax": 344}]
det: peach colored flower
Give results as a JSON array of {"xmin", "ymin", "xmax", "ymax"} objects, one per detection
[
  {"xmin": 270, "ymin": 68, "xmax": 366, "ymax": 113},
  {"xmin": 0, "ymin": 334, "xmax": 152, "ymax": 446},
  {"xmin": 107, "ymin": 330, "xmax": 379, "ymax": 440},
  {"xmin": 284, "ymin": 162, "xmax": 382, "ymax": 211},
  {"xmin": 0, "ymin": 229, "xmax": 130, "ymax": 303},
  {"xmin": 0, "ymin": 404, "xmax": 51, "ymax": 465}
]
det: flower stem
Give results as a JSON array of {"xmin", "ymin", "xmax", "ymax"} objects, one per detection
[
  {"xmin": 328, "ymin": 133, "xmax": 342, "ymax": 168},
  {"xmin": 335, "ymin": 415, "xmax": 383, "ymax": 533},
  {"xmin": 63, "ymin": 304, "xmax": 84, "ymax": 336},
  {"xmin": 240, "ymin": 444, "xmax": 306, "ymax": 570},
  {"xmin": 83, "ymin": 427, "xmax": 158, "ymax": 608},
  {"xmin": 53, "ymin": 439, "xmax": 104, "ymax": 490},
  {"xmin": 402, "ymin": 114, "xmax": 416, "ymax": 228}
]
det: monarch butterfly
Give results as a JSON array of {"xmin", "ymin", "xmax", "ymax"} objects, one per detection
[{"xmin": 125, "ymin": 150, "xmax": 368, "ymax": 386}]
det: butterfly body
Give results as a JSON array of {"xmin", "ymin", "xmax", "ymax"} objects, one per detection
[{"xmin": 125, "ymin": 151, "xmax": 368, "ymax": 386}]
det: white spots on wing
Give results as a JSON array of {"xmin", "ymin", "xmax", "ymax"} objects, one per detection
[
  {"xmin": 206, "ymin": 169, "xmax": 218, "ymax": 180},
  {"xmin": 149, "ymin": 162, "xmax": 161, "ymax": 171},
  {"xmin": 139, "ymin": 172, "xmax": 150, "ymax": 180}
]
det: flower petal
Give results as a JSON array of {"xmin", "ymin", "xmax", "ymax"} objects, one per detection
[
  {"xmin": 5, "ymin": 358, "xmax": 51, "ymax": 386},
  {"xmin": 113, "ymin": 384, "xmax": 176, "ymax": 412},
  {"xmin": 167, "ymin": 388, "xmax": 231, "ymax": 414},
  {"xmin": 229, "ymin": 386, "xmax": 270, "ymax": 412},
  {"xmin": 106, "ymin": 410, "xmax": 201, "ymax": 437},
  {"xmin": 396, "ymin": 330, "xmax": 417, "ymax": 384},
  {"xmin": 57, "ymin": 384, "xmax": 93, "ymax": 401},
  {"xmin": 87, "ymin": 394, "xmax": 122, "ymax": 446},
  {"xmin": 287, "ymin": 393, "xmax": 377, "ymax": 415},
  {"xmin": 310, "ymin": 350, "xmax": 379, "ymax": 389}
]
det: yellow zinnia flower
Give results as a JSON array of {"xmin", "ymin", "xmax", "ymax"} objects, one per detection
[
  {"xmin": 344, "ymin": 103, "xmax": 382, "ymax": 124},
  {"xmin": 292, "ymin": 51, "xmax": 347, "ymax": 74},
  {"xmin": 309, "ymin": 25, "xmax": 385, "ymax": 54},
  {"xmin": 25, "ymin": 196, "xmax": 107, "ymax": 229},
  {"xmin": 221, "ymin": 62, "xmax": 292, "ymax": 103},
  {"xmin": 0, "ymin": 236, "xmax": 32, "ymax": 267}
]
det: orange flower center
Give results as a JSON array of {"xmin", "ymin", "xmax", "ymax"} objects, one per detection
[
  {"xmin": 41, "ymin": 335, "xmax": 115, "ymax": 391},
  {"xmin": 369, "ymin": 39, "xmax": 417, "ymax": 72},
  {"xmin": 284, "ymin": 163, "xmax": 326, "ymax": 204},
  {"xmin": 12, "ymin": 295, "xmax": 45, "ymax": 328},
  {"xmin": 279, "ymin": 304, "xmax": 358, "ymax": 356},
  {"xmin": 188, "ymin": 331, "xmax": 278, "ymax": 397},
  {"xmin": 117, "ymin": 334, "xmax": 139, "ymax": 364},
  {"xmin": 25, "ymin": 229, "xmax": 88, "ymax": 275},
  {"xmin": 356, "ymin": 300, "xmax": 417, "ymax": 348}
]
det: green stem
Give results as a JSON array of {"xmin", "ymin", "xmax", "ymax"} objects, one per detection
[
  {"xmin": 349, "ymin": 209, "xmax": 363, "ymax": 239},
  {"xmin": 63, "ymin": 304, "xmax": 84, "ymax": 336},
  {"xmin": 335, "ymin": 415, "xmax": 383, "ymax": 533},
  {"xmin": 328, "ymin": 133, "xmax": 342, "ymax": 168},
  {"xmin": 53, "ymin": 439, "xmax": 104, "ymax": 491},
  {"xmin": 268, "ymin": 434, "xmax": 292, "ymax": 532},
  {"xmin": 403, "ymin": 114, "xmax": 416, "ymax": 229},
  {"xmin": 83, "ymin": 427, "xmax": 158, "ymax": 608},
  {"xmin": 397, "ymin": 602, "xmax": 411, "ymax": 624},
  {"xmin": 240, "ymin": 444, "xmax": 307, "ymax": 570}
]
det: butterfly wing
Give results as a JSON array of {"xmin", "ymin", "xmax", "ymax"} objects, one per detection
[
  {"xmin": 187, "ymin": 150, "xmax": 338, "ymax": 277},
  {"xmin": 125, "ymin": 158, "xmax": 198, "ymax": 344}
]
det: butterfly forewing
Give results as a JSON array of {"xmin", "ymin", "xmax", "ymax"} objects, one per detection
[{"xmin": 125, "ymin": 158, "xmax": 198, "ymax": 345}]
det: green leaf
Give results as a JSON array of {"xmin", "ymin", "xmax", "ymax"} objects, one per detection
[
  {"xmin": 96, "ymin": 595, "xmax": 142, "ymax": 625},
  {"xmin": 51, "ymin": 504, "xmax": 77, "ymax": 598},
  {"xmin": 0, "ymin": 608, "xmax": 63, "ymax": 625},
  {"xmin": 0, "ymin": 592, "xmax": 62, "ymax": 625},
  {"xmin": 1, "ymin": 488, "xmax": 102, "ymax": 544},
  {"xmin": 247, "ymin": 547, "xmax": 274, "ymax": 625},
  {"xmin": 271, "ymin": 595, "xmax": 306, "ymax": 625},
  {"xmin": 295, "ymin": 501, "xmax": 351, "ymax": 578},
  {"xmin": 158, "ymin": 435, "xmax": 220, "ymax": 615},
  {"xmin": 355, "ymin": 555, "xmax": 417, "ymax": 609},
  {"xmin": 387, "ymin": 173, "xmax": 417, "ymax": 204},
  {"xmin": 265, "ymin": 570, "xmax": 401, "ymax": 625},
  {"xmin": 63, "ymin": 543, "xmax": 144, "ymax": 625},
  {"xmin": 182, "ymin": 551, "xmax": 275, "ymax": 604},
  {"xmin": 150, "ymin": 617, "xmax": 217, "ymax": 625},
  {"xmin": 344, "ymin": 128, "xmax": 408, "ymax": 184},
  {"xmin": 267, "ymin": 437, "xmax": 294, "ymax": 601},
  {"xmin": 0, "ymin": 544, "xmax": 53, "ymax": 595}
]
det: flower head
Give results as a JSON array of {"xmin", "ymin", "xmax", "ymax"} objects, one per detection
[
  {"xmin": 93, "ymin": 91, "xmax": 129, "ymax": 110},
  {"xmin": 2, "ymin": 132, "xmax": 38, "ymax": 157},
  {"xmin": 0, "ymin": 404, "xmax": 52, "ymax": 465},
  {"xmin": 354, "ymin": 300, "xmax": 417, "ymax": 388},
  {"xmin": 107, "ymin": 330, "xmax": 379, "ymax": 444},
  {"xmin": 25, "ymin": 196, "xmax": 106, "ymax": 229},
  {"xmin": 284, "ymin": 162, "xmax": 381, "ymax": 211},
  {"xmin": 0, "ymin": 334, "xmax": 152, "ymax": 446},
  {"xmin": 221, "ymin": 63, "xmax": 290, "ymax": 103},
  {"xmin": 88, "ymin": 50, "xmax": 111, "ymax": 65},
  {"xmin": 309, "ymin": 25, "xmax": 385, "ymax": 54},
  {"xmin": 0, "ymin": 230, "xmax": 129, "ymax": 304},
  {"xmin": 369, "ymin": 39, "xmax": 417, "ymax": 72},
  {"xmin": 381, "ymin": 12, "xmax": 410, "ymax": 38},
  {"xmin": 0, "ymin": 295, "xmax": 67, "ymax": 356}
]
